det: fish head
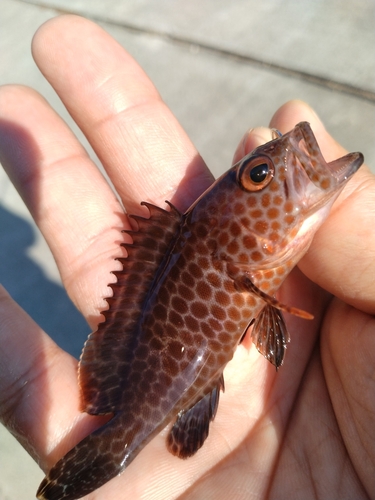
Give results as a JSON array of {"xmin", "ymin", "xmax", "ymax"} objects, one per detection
[
  {"xmin": 190, "ymin": 122, "xmax": 363, "ymax": 271},
  {"xmin": 233, "ymin": 121, "xmax": 363, "ymax": 263}
]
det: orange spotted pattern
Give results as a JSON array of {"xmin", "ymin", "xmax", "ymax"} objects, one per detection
[{"xmin": 37, "ymin": 122, "xmax": 363, "ymax": 500}]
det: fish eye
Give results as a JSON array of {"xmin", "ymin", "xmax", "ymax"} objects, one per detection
[
  {"xmin": 250, "ymin": 163, "xmax": 269, "ymax": 182},
  {"xmin": 237, "ymin": 155, "xmax": 274, "ymax": 192}
]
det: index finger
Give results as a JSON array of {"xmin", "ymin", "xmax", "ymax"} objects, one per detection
[
  {"xmin": 32, "ymin": 15, "xmax": 214, "ymax": 214},
  {"xmin": 0, "ymin": 16, "xmax": 214, "ymax": 322}
]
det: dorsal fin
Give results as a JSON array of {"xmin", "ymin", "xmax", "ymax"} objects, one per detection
[{"xmin": 79, "ymin": 201, "xmax": 182, "ymax": 415}]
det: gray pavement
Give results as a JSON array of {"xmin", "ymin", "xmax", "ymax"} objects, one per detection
[{"xmin": 0, "ymin": 0, "xmax": 374, "ymax": 498}]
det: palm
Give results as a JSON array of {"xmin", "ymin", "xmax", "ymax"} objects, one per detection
[{"xmin": 0, "ymin": 15, "xmax": 374, "ymax": 500}]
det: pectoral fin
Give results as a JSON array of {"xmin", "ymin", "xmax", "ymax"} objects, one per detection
[
  {"xmin": 227, "ymin": 265, "xmax": 312, "ymax": 369},
  {"xmin": 167, "ymin": 375, "xmax": 224, "ymax": 458},
  {"xmin": 236, "ymin": 274, "xmax": 313, "ymax": 320}
]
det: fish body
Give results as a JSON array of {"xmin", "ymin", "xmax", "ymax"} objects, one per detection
[{"xmin": 37, "ymin": 122, "xmax": 363, "ymax": 499}]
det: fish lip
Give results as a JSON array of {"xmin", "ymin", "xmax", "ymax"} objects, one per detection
[
  {"xmin": 326, "ymin": 151, "xmax": 364, "ymax": 183},
  {"xmin": 295, "ymin": 122, "xmax": 364, "ymax": 185}
]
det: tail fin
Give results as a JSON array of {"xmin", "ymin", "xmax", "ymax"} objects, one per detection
[{"xmin": 37, "ymin": 413, "xmax": 140, "ymax": 500}]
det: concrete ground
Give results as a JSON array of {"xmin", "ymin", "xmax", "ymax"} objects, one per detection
[{"xmin": 0, "ymin": 0, "xmax": 374, "ymax": 498}]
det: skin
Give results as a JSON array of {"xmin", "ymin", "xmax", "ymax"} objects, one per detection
[{"xmin": 0, "ymin": 15, "xmax": 374, "ymax": 500}]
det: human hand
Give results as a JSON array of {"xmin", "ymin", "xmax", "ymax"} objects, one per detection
[{"xmin": 0, "ymin": 15, "xmax": 374, "ymax": 499}]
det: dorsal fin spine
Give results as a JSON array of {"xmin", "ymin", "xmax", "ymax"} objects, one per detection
[{"xmin": 78, "ymin": 202, "xmax": 183, "ymax": 414}]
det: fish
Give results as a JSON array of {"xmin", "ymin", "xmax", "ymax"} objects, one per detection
[{"xmin": 37, "ymin": 122, "xmax": 363, "ymax": 500}]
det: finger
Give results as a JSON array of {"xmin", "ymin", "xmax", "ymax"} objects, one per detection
[
  {"xmin": 0, "ymin": 285, "xmax": 110, "ymax": 468},
  {"xmin": 0, "ymin": 85, "xmax": 126, "ymax": 323},
  {"xmin": 0, "ymin": 285, "xmax": 75, "ymax": 464},
  {"xmin": 270, "ymin": 100, "xmax": 375, "ymax": 314},
  {"xmin": 32, "ymin": 15, "xmax": 213, "ymax": 214},
  {"xmin": 322, "ymin": 299, "xmax": 375, "ymax": 494},
  {"xmin": 232, "ymin": 127, "xmax": 274, "ymax": 164}
]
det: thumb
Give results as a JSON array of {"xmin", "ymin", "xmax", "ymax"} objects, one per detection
[{"xmin": 270, "ymin": 100, "xmax": 375, "ymax": 315}]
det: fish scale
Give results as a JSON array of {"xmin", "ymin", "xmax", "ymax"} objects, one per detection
[{"xmin": 37, "ymin": 122, "xmax": 363, "ymax": 500}]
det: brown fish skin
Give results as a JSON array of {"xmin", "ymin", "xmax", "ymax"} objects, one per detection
[{"xmin": 37, "ymin": 122, "xmax": 363, "ymax": 500}]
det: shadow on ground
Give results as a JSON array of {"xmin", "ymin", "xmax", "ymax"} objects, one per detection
[{"xmin": 0, "ymin": 204, "xmax": 90, "ymax": 358}]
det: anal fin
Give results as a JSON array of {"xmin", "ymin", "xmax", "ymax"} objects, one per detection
[
  {"xmin": 251, "ymin": 304, "xmax": 290, "ymax": 370},
  {"xmin": 167, "ymin": 375, "xmax": 224, "ymax": 459}
]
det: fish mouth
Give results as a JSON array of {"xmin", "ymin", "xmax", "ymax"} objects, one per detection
[{"xmin": 290, "ymin": 122, "xmax": 364, "ymax": 188}]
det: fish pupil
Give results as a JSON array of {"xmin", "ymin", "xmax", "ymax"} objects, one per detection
[{"xmin": 250, "ymin": 163, "xmax": 269, "ymax": 183}]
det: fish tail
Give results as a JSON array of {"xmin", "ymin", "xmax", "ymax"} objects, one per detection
[{"xmin": 37, "ymin": 413, "xmax": 143, "ymax": 500}]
